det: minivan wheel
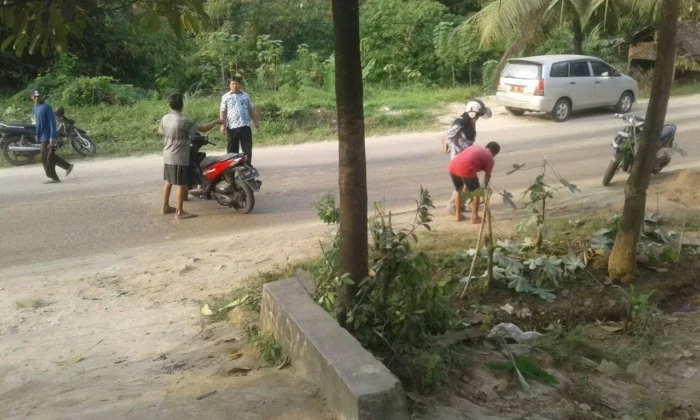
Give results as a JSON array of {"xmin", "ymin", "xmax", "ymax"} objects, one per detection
[
  {"xmin": 552, "ymin": 99, "xmax": 571, "ymax": 122},
  {"xmin": 615, "ymin": 92, "xmax": 634, "ymax": 114},
  {"xmin": 506, "ymin": 107, "xmax": 525, "ymax": 116}
]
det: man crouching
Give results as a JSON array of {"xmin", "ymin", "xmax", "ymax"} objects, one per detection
[
  {"xmin": 448, "ymin": 141, "xmax": 500, "ymax": 223},
  {"xmin": 159, "ymin": 93, "xmax": 221, "ymax": 219}
]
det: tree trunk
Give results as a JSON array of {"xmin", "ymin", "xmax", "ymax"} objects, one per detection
[
  {"xmin": 608, "ymin": 0, "xmax": 680, "ymax": 284},
  {"xmin": 331, "ymin": 0, "xmax": 368, "ymax": 329},
  {"xmin": 572, "ymin": 18, "xmax": 584, "ymax": 55}
]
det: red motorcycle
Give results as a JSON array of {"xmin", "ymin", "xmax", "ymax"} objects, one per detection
[{"xmin": 188, "ymin": 133, "xmax": 261, "ymax": 214}]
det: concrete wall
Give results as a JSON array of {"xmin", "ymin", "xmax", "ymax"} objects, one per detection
[{"xmin": 260, "ymin": 278, "xmax": 409, "ymax": 420}]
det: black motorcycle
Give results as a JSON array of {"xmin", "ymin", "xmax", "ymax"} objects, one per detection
[
  {"xmin": 602, "ymin": 113, "xmax": 678, "ymax": 186},
  {"xmin": 0, "ymin": 107, "xmax": 97, "ymax": 166}
]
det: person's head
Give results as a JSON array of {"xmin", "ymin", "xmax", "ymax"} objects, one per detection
[
  {"xmin": 465, "ymin": 99, "xmax": 492, "ymax": 121},
  {"xmin": 229, "ymin": 76, "xmax": 243, "ymax": 93},
  {"xmin": 168, "ymin": 92, "xmax": 184, "ymax": 112},
  {"xmin": 485, "ymin": 141, "xmax": 500, "ymax": 157},
  {"xmin": 31, "ymin": 89, "xmax": 43, "ymax": 105}
]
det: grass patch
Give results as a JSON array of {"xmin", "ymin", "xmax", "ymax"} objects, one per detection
[
  {"xmin": 204, "ymin": 263, "xmax": 303, "ymax": 321},
  {"xmin": 16, "ymin": 298, "xmax": 53, "ymax": 310},
  {"xmin": 244, "ymin": 323, "xmax": 285, "ymax": 366},
  {"xmin": 0, "ymin": 85, "xmax": 479, "ymax": 167}
]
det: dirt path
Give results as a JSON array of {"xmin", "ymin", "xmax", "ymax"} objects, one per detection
[{"xmin": 0, "ymin": 221, "xmax": 333, "ymax": 419}]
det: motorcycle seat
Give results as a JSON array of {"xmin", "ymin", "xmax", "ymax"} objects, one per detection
[
  {"xmin": 199, "ymin": 153, "xmax": 242, "ymax": 169},
  {"xmin": 1, "ymin": 124, "xmax": 35, "ymax": 134},
  {"xmin": 660, "ymin": 125, "xmax": 676, "ymax": 144}
]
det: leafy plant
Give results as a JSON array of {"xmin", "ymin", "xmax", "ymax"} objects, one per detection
[
  {"xmin": 463, "ymin": 236, "xmax": 587, "ymax": 301},
  {"xmin": 613, "ymin": 285, "xmax": 661, "ymax": 336},
  {"xmin": 512, "ymin": 160, "xmax": 580, "ymax": 252},
  {"xmin": 311, "ymin": 188, "xmax": 458, "ymax": 364}
]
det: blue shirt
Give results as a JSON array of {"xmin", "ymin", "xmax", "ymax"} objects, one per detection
[{"xmin": 33, "ymin": 102, "xmax": 58, "ymax": 143}]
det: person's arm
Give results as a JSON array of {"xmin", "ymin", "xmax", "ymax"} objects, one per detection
[
  {"xmin": 192, "ymin": 118, "xmax": 221, "ymax": 134},
  {"xmin": 47, "ymin": 106, "xmax": 58, "ymax": 145},
  {"xmin": 483, "ymin": 155, "xmax": 495, "ymax": 186},
  {"xmin": 219, "ymin": 95, "xmax": 227, "ymax": 133},
  {"xmin": 247, "ymin": 94, "xmax": 260, "ymax": 129},
  {"xmin": 445, "ymin": 124, "xmax": 460, "ymax": 155}
]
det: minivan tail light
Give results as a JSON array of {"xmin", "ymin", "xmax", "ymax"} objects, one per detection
[{"xmin": 534, "ymin": 79, "xmax": 544, "ymax": 96}]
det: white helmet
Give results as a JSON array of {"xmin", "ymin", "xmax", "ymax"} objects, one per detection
[{"xmin": 465, "ymin": 99, "xmax": 492, "ymax": 119}]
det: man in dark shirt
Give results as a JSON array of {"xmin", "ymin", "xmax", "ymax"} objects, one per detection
[{"xmin": 32, "ymin": 90, "xmax": 73, "ymax": 184}]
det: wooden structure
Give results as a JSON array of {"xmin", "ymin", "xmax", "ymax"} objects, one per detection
[{"xmin": 628, "ymin": 21, "xmax": 700, "ymax": 73}]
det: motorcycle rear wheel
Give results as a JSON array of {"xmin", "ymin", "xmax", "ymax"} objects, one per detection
[
  {"xmin": 1, "ymin": 137, "xmax": 36, "ymax": 166},
  {"xmin": 602, "ymin": 159, "xmax": 620, "ymax": 187},
  {"xmin": 232, "ymin": 179, "xmax": 255, "ymax": 214}
]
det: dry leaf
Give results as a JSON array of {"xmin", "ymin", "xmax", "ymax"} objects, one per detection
[
  {"xmin": 228, "ymin": 352, "xmax": 243, "ymax": 361},
  {"xmin": 53, "ymin": 355, "xmax": 83, "ymax": 366},
  {"xmin": 598, "ymin": 323, "xmax": 623, "ymax": 333},
  {"xmin": 227, "ymin": 367, "xmax": 251, "ymax": 376},
  {"xmin": 200, "ymin": 304, "xmax": 214, "ymax": 316}
]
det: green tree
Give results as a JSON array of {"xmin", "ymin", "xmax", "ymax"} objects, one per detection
[
  {"xmin": 0, "ymin": 0, "xmax": 208, "ymax": 56},
  {"xmin": 433, "ymin": 21, "xmax": 480, "ymax": 85},
  {"xmin": 470, "ymin": 0, "xmax": 658, "ymax": 85},
  {"xmin": 360, "ymin": 0, "xmax": 447, "ymax": 82}
]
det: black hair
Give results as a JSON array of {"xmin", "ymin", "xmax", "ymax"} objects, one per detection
[
  {"xmin": 230, "ymin": 76, "xmax": 243, "ymax": 84},
  {"xmin": 168, "ymin": 92, "xmax": 184, "ymax": 111},
  {"xmin": 486, "ymin": 141, "xmax": 501, "ymax": 156}
]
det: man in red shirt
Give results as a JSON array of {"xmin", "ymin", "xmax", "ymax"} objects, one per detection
[{"xmin": 447, "ymin": 141, "xmax": 500, "ymax": 223}]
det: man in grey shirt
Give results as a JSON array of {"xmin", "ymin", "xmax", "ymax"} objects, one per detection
[{"xmin": 159, "ymin": 93, "xmax": 221, "ymax": 219}]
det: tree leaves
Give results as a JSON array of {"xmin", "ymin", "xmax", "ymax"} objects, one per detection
[{"xmin": 0, "ymin": 0, "xmax": 208, "ymax": 56}]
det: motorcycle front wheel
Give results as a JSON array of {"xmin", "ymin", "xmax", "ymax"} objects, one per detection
[
  {"xmin": 232, "ymin": 179, "xmax": 255, "ymax": 214},
  {"xmin": 70, "ymin": 131, "xmax": 97, "ymax": 156},
  {"xmin": 602, "ymin": 159, "xmax": 621, "ymax": 187},
  {"xmin": 1, "ymin": 137, "xmax": 37, "ymax": 166}
]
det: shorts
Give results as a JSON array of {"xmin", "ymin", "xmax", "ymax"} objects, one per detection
[
  {"xmin": 164, "ymin": 164, "xmax": 189, "ymax": 186},
  {"xmin": 450, "ymin": 173, "xmax": 480, "ymax": 193}
]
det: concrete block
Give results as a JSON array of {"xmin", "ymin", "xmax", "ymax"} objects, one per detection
[{"xmin": 260, "ymin": 278, "xmax": 409, "ymax": 420}]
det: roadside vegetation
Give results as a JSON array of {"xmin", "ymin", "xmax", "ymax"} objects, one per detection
[{"xmin": 202, "ymin": 166, "xmax": 700, "ymax": 418}]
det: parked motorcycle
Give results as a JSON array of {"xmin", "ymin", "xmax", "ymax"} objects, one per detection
[
  {"xmin": 601, "ymin": 113, "xmax": 678, "ymax": 186},
  {"xmin": 187, "ymin": 133, "xmax": 261, "ymax": 214},
  {"xmin": 0, "ymin": 107, "xmax": 97, "ymax": 166}
]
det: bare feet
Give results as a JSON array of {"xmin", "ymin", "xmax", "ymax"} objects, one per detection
[
  {"xmin": 454, "ymin": 214, "xmax": 465, "ymax": 222},
  {"xmin": 162, "ymin": 206, "xmax": 176, "ymax": 215},
  {"xmin": 176, "ymin": 212, "xmax": 197, "ymax": 220},
  {"xmin": 470, "ymin": 217, "xmax": 482, "ymax": 225}
]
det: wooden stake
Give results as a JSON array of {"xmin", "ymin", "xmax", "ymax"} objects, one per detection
[{"xmin": 460, "ymin": 188, "xmax": 492, "ymax": 299}]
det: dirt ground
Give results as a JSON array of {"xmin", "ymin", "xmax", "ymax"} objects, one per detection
[
  {"xmin": 414, "ymin": 169, "xmax": 700, "ymax": 420},
  {"xmin": 0, "ymin": 221, "xmax": 334, "ymax": 420},
  {"xmin": 2, "ymin": 168, "xmax": 699, "ymax": 420}
]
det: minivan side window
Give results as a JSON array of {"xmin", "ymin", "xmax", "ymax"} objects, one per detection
[
  {"xmin": 550, "ymin": 62, "xmax": 569, "ymax": 78},
  {"xmin": 590, "ymin": 61, "xmax": 612, "ymax": 77},
  {"xmin": 569, "ymin": 61, "xmax": 591, "ymax": 77}
]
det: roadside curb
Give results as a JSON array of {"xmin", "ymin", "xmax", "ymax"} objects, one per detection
[{"xmin": 260, "ymin": 277, "xmax": 410, "ymax": 420}]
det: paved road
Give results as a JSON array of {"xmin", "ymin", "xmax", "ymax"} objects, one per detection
[{"xmin": 2, "ymin": 96, "xmax": 700, "ymax": 267}]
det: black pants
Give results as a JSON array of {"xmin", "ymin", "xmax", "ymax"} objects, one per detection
[
  {"xmin": 226, "ymin": 126, "xmax": 253, "ymax": 166},
  {"xmin": 41, "ymin": 142, "xmax": 71, "ymax": 181}
]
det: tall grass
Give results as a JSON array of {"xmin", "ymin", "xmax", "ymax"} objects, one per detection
[{"xmin": 0, "ymin": 85, "xmax": 480, "ymax": 165}]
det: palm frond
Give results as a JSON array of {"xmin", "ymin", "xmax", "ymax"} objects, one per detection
[{"xmin": 469, "ymin": 0, "xmax": 551, "ymax": 47}]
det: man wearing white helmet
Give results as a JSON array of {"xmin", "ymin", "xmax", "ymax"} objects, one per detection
[{"xmin": 444, "ymin": 99, "xmax": 492, "ymax": 214}]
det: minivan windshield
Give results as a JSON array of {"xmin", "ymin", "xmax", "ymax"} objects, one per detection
[{"xmin": 502, "ymin": 62, "xmax": 541, "ymax": 79}]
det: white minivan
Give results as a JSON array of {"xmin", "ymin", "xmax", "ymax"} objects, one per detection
[{"xmin": 496, "ymin": 55, "xmax": 639, "ymax": 122}]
